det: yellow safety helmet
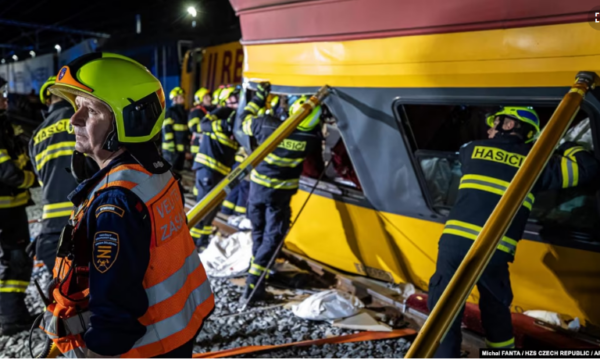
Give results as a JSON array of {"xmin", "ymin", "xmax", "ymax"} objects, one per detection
[
  {"xmin": 212, "ymin": 87, "xmax": 224, "ymax": 105},
  {"xmin": 219, "ymin": 85, "xmax": 241, "ymax": 105},
  {"xmin": 50, "ymin": 52, "xmax": 166, "ymax": 145},
  {"xmin": 289, "ymin": 95, "xmax": 321, "ymax": 131},
  {"xmin": 194, "ymin": 87, "xmax": 210, "ymax": 105},
  {"xmin": 486, "ymin": 106, "xmax": 540, "ymax": 142},
  {"xmin": 169, "ymin": 86, "xmax": 185, "ymax": 100},
  {"xmin": 40, "ymin": 76, "xmax": 57, "ymax": 104}
]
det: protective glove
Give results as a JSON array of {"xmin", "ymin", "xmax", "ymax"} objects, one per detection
[{"xmin": 255, "ymin": 82, "xmax": 271, "ymax": 102}]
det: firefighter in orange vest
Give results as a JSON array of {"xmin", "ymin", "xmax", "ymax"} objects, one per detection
[{"xmin": 38, "ymin": 53, "xmax": 214, "ymax": 357}]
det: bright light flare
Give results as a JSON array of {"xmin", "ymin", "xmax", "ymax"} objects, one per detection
[{"xmin": 187, "ymin": 6, "xmax": 197, "ymax": 17}]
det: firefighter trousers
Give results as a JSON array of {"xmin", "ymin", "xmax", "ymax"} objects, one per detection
[
  {"xmin": 427, "ymin": 244, "xmax": 515, "ymax": 358},
  {"xmin": 222, "ymin": 179, "xmax": 249, "ymax": 216},
  {"xmin": 246, "ymin": 184, "xmax": 291, "ymax": 289},
  {"xmin": 190, "ymin": 167, "xmax": 224, "ymax": 248},
  {"xmin": 0, "ymin": 206, "xmax": 32, "ymax": 323}
]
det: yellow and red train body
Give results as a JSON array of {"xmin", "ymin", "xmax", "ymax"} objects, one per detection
[{"xmin": 229, "ymin": 0, "xmax": 600, "ymax": 326}]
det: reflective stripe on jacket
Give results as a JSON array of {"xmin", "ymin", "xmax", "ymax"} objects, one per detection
[
  {"xmin": 29, "ymin": 100, "xmax": 80, "ymax": 232},
  {"xmin": 440, "ymin": 137, "xmax": 599, "ymax": 260}
]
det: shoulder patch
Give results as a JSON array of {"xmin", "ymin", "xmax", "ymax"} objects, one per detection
[
  {"xmin": 95, "ymin": 204, "xmax": 125, "ymax": 218},
  {"xmin": 93, "ymin": 231, "xmax": 120, "ymax": 273}
]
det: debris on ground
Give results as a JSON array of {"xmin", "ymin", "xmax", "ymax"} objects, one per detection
[
  {"xmin": 194, "ymin": 278, "xmax": 411, "ymax": 358},
  {"xmin": 524, "ymin": 310, "xmax": 582, "ymax": 332},
  {"xmin": 200, "ymin": 232, "xmax": 253, "ymax": 278},
  {"xmin": 292, "ymin": 289, "xmax": 364, "ymax": 321},
  {"xmin": 332, "ymin": 312, "xmax": 392, "ymax": 332}
]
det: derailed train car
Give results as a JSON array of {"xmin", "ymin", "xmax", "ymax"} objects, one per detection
[{"xmin": 230, "ymin": 0, "xmax": 600, "ymax": 327}]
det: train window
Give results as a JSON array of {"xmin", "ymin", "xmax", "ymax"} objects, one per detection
[{"xmin": 395, "ymin": 103, "xmax": 600, "ymax": 240}]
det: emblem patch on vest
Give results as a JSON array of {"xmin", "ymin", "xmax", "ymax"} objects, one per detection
[
  {"xmin": 93, "ymin": 231, "xmax": 120, "ymax": 273},
  {"xmin": 95, "ymin": 204, "xmax": 125, "ymax": 218}
]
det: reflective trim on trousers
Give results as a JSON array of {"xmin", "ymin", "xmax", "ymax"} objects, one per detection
[
  {"xmin": 0, "ymin": 280, "xmax": 28, "ymax": 292},
  {"xmin": 222, "ymin": 200, "xmax": 235, "ymax": 210},
  {"xmin": 486, "ymin": 337, "xmax": 515, "ymax": 349}
]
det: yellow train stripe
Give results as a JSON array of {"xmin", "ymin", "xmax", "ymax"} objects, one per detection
[{"xmin": 244, "ymin": 22, "xmax": 600, "ymax": 88}]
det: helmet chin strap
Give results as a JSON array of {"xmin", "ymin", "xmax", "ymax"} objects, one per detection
[{"xmin": 102, "ymin": 119, "xmax": 120, "ymax": 152}]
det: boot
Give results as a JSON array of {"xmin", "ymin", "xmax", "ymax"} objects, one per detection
[{"xmin": 239, "ymin": 283, "xmax": 273, "ymax": 305}]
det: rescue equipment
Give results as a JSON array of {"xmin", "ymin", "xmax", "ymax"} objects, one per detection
[{"xmin": 405, "ymin": 72, "xmax": 600, "ymax": 358}]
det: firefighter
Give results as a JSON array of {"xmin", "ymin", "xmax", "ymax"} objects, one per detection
[
  {"xmin": 162, "ymin": 86, "xmax": 188, "ymax": 174},
  {"xmin": 40, "ymin": 53, "xmax": 214, "ymax": 357},
  {"xmin": 240, "ymin": 83, "xmax": 322, "ymax": 302},
  {"xmin": 188, "ymin": 87, "xmax": 214, "ymax": 197},
  {"xmin": 0, "ymin": 77, "xmax": 37, "ymax": 335},
  {"xmin": 28, "ymin": 76, "xmax": 98, "ymax": 271},
  {"xmin": 222, "ymin": 95, "xmax": 280, "ymax": 217},
  {"xmin": 189, "ymin": 85, "xmax": 240, "ymax": 249},
  {"xmin": 427, "ymin": 106, "xmax": 600, "ymax": 357}
]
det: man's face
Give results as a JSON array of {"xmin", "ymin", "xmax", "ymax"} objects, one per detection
[
  {"xmin": 71, "ymin": 96, "xmax": 113, "ymax": 154},
  {"xmin": 202, "ymin": 94, "xmax": 212, "ymax": 106},
  {"xmin": 488, "ymin": 116, "xmax": 516, "ymax": 139},
  {"xmin": 226, "ymin": 95, "xmax": 238, "ymax": 109},
  {"xmin": 174, "ymin": 94, "xmax": 185, "ymax": 105}
]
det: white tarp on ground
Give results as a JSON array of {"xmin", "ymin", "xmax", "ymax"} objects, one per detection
[
  {"xmin": 199, "ymin": 232, "xmax": 253, "ymax": 277},
  {"xmin": 292, "ymin": 289, "xmax": 364, "ymax": 321}
]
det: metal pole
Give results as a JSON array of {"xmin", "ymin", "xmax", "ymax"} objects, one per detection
[
  {"xmin": 186, "ymin": 85, "xmax": 330, "ymax": 227},
  {"xmin": 405, "ymin": 71, "xmax": 599, "ymax": 358}
]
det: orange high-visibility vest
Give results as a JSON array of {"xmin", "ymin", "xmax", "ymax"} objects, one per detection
[{"xmin": 41, "ymin": 163, "xmax": 214, "ymax": 358}]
